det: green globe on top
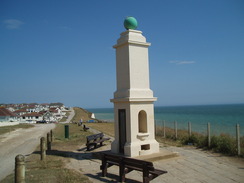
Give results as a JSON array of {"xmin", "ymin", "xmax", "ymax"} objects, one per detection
[{"xmin": 124, "ymin": 16, "xmax": 138, "ymax": 30}]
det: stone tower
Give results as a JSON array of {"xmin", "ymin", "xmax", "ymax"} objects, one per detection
[{"xmin": 111, "ymin": 17, "xmax": 159, "ymax": 157}]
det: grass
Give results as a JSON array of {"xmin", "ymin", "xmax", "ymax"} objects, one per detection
[
  {"xmin": 52, "ymin": 123, "xmax": 93, "ymax": 150},
  {"xmin": 2, "ymin": 153, "xmax": 91, "ymax": 183},
  {"xmin": 70, "ymin": 107, "xmax": 114, "ymax": 137},
  {"xmin": 0, "ymin": 124, "xmax": 34, "ymax": 136},
  {"xmin": 156, "ymin": 126, "xmax": 244, "ymax": 156},
  {"xmin": 72, "ymin": 107, "xmax": 94, "ymax": 123},
  {"xmin": 85, "ymin": 122, "xmax": 115, "ymax": 137}
]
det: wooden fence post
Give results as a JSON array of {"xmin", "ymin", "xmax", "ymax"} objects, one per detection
[
  {"xmin": 47, "ymin": 132, "xmax": 51, "ymax": 151},
  {"xmin": 40, "ymin": 137, "xmax": 46, "ymax": 161},
  {"xmin": 174, "ymin": 121, "xmax": 178, "ymax": 139},
  {"xmin": 207, "ymin": 123, "xmax": 211, "ymax": 148},
  {"xmin": 236, "ymin": 124, "xmax": 241, "ymax": 156},
  {"xmin": 50, "ymin": 130, "xmax": 53, "ymax": 142},
  {"xmin": 188, "ymin": 122, "xmax": 192, "ymax": 136},
  {"xmin": 15, "ymin": 154, "xmax": 25, "ymax": 183},
  {"xmin": 163, "ymin": 120, "xmax": 166, "ymax": 138}
]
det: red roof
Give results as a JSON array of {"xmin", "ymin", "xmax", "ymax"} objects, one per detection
[
  {"xmin": 0, "ymin": 107, "xmax": 17, "ymax": 117},
  {"xmin": 49, "ymin": 108, "xmax": 58, "ymax": 113},
  {"xmin": 14, "ymin": 108, "xmax": 28, "ymax": 113},
  {"xmin": 21, "ymin": 112, "xmax": 42, "ymax": 117},
  {"xmin": 39, "ymin": 111, "xmax": 47, "ymax": 115}
]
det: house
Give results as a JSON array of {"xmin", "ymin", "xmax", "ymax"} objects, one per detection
[
  {"xmin": 14, "ymin": 108, "xmax": 28, "ymax": 116},
  {"xmin": 26, "ymin": 105, "xmax": 40, "ymax": 113},
  {"xmin": 49, "ymin": 108, "xmax": 63, "ymax": 120},
  {"xmin": 21, "ymin": 112, "xmax": 42, "ymax": 123},
  {"xmin": 40, "ymin": 103, "xmax": 50, "ymax": 111},
  {"xmin": 6, "ymin": 106, "xmax": 15, "ymax": 112},
  {"xmin": 0, "ymin": 107, "xmax": 18, "ymax": 122},
  {"xmin": 42, "ymin": 111, "xmax": 57, "ymax": 122}
]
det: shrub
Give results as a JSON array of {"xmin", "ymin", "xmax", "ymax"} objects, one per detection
[
  {"xmin": 182, "ymin": 134, "xmax": 199, "ymax": 145},
  {"xmin": 195, "ymin": 136, "xmax": 208, "ymax": 148},
  {"xmin": 155, "ymin": 125, "xmax": 243, "ymax": 156},
  {"xmin": 210, "ymin": 134, "xmax": 236, "ymax": 155}
]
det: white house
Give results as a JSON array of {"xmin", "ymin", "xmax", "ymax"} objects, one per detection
[
  {"xmin": 14, "ymin": 108, "xmax": 28, "ymax": 116},
  {"xmin": 40, "ymin": 103, "xmax": 50, "ymax": 111},
  {"xmin": 21, "ymin": 112, "xmax": 42, "ymax": 123},
  {"xmin": 0, "ymin": 107, "xmax": 18, "ymax": 122},
  {"xmin": 42, "ymin": 111, "xmax": 57, "ymax": 122},
  {"xmin": 26, "ymin": 105, "xmax": 39, "ymax": 113}
]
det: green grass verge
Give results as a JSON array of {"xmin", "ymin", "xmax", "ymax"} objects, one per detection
[
  {"xmin": 52, "ymin": 123, "xmax": 93, "ymax": 150},
  {"xmin": 72, "ymin": 107, "xmax": 94, "ymax": 123}
]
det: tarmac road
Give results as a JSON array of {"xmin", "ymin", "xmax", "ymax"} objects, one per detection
[{"xmin": 0, "ymin": 123, "xmax": 55, "ymax": 181}]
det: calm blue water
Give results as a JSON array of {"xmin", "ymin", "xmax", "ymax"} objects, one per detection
[{"xmin": 87, "ymin": 104, "xmax": 244, "ymax": 136}]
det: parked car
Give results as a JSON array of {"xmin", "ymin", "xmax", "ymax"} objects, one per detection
[{"xmin": 36, "ymin": 120, "xmax": 47, "ymax": 124}]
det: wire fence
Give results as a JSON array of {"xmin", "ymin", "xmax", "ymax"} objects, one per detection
[
  {"xmin": 155, "ymin": 120, "xmax": 243, "ymax": 156},
  {"xmin": 155, "ymin": 120, "xmax": 242, "ymax": 137}
]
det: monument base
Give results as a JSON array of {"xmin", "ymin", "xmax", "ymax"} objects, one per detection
[
  {"xmin": 111, "ymin": 139, "xmax": 159, "ymax": 157},
  {"xmin": 124, "ymin": 140, "xmax": 159, "ymax": 157},
  {"xmin": 135, "ymin": 150, "xmax": 179, "ymax": 162}
]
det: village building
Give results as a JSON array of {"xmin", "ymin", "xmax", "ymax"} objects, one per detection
[
  {"xmin": 42, "ymin": 111, "xmax": 57, "ymax": 122},
  {"xmin": 21, "ymin": 112, "xmax": 43, "ymax": 123},
  {"xmin": 0, "ymin": 107, "xmax": 18, "ymax": 122},
  {"xmin": 0, "ymin": 103, "xmax": 67, "ymax": 123},
  {"xmin": 13, "ymin": 108, "xmax": 28, "ymax": 116}
]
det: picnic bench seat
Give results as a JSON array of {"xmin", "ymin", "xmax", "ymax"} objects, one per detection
[
  {"xmin": 83, "ymin": 125, "xmax": 89, "ymax": 131},
  {"xmin": 100, "ymin": 152, "xmax": 167, "ymax": 183},
  {"xmin": 86, "ymin": 133, "xmax": 110, "ymax": 151}
]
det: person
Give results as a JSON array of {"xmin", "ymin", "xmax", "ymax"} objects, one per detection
[{"xmin": 80, "ymin": 119, "xmax": 83, "ymax": 126}]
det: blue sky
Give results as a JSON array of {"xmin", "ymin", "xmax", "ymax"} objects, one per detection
[{"xmin": 1, "ymin": 0, "xmax": 244, "ymax": 108}]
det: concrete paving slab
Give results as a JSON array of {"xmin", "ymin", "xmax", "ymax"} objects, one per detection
[{"xmin": 65, "ymin": 141, "xmax": 244, "ymax": 183}]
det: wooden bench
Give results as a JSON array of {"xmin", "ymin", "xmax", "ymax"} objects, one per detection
[
  {"xmin": 100, "ymin": 152, "xmax": 167, "ymax": 183},
  {"xmin": 86, "ymin": 133, "xmax": 110, "ymax": 151},
  {"xmin": 83, "ymin": 125, "xmax": 89, "ymax": 131}
]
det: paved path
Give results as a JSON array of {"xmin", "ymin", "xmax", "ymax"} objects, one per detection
[
  {"xmin": 60, "ymin": 107, "xmax": 75, "ymax": 124},
  {"xmin": 0, "ymin": 124, "xmax": 55, "ymax": 181},
  {"xmin": 157, "ymin": 146, "xmax": 244, "ymax": 183},
  {"xmin": 66, "ymin": 143, "xmax": 244, "ymax": 183}
]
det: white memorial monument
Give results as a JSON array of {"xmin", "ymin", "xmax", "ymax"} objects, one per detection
[{"xmin": 111, "ymin": 17, "xmax": 159, "ymax": 157}]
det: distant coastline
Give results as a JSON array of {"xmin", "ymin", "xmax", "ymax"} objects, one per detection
[{"xmin": 87, "ymin": 103, "xmax": 244, "ymax": 136}]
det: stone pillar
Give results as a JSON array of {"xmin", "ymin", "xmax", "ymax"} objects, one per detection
[{"xmin": 111, "ymin": 20, "xmax": 159, "ymax": 157}]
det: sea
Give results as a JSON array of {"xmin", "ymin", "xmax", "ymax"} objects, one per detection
[{"xmin": 87, "ymin": 104, "xmax": 244, "ymax": 136}]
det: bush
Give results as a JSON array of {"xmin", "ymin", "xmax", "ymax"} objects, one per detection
[
  {"xmin": 210, "ymin": 134, "xmax": 236, "ymax": 155},
  {"xmin": 182, "ymin": 134, "xmax": 199, "ymax": 145},
  {"xmin": 156, "ymin": 125, "xmax": 243, "ymax": 156}
]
